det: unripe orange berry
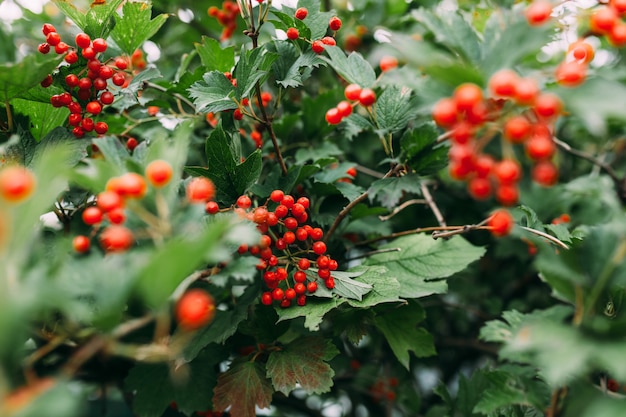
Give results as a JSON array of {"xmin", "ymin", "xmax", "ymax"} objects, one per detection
[{"xmin": 145, "ymin": 160, "xmax": 173, "ymax": 187}]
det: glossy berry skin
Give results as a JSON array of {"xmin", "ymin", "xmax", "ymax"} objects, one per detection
[
  {"xmin": 312, "ymin": 241, "xmax": 327, "ymax": 255},
  {"xmin": 344, "ymin": 83, "xmax": 362, "ymax": 101},
  {"xmin": 533, "ymin": 93, "xmax": 562, "ymax": 119},
  {"xmin": 86, "ymin": 101, "xmax": 102, "ymax": 115},
  {"xmin": 65, "ymin": 51, "xmax": 79, "ymax": 64},
  {"xmin": 205, "ymin": 201, "xmax": 220, "ymax": 214},
  {"xmin": 525, "ymin": 1, "xmax": 552, "ymax": 26},
  {"xmin": 488, "ymin": 69, "xmax": 518, "ymax": 97},
  {"xmin": 75, "ymin": 33, "xmax": 91, "ymax": 49},
  {"xmin": 488, "ymin": 209, "xmax": 514, "ymax": 237},
  {"xmin": 97, "ymin": 191, "xmax": 124, "ymax": 213},
  {"xmin": 325, "ymin": 107, "xmax": 342, "ymax": 124},
  {"xmin": 187, "ymin": 177, "xmax": 215, "ymax": 202},
  {"xmin": 0, "ymin": 166, "xmax": 36, "ymax": 203},
  {"xmin": 72, "ymin": 235, "xmax": 91, "ymax": 253},
  {"xmin": 286, "ymin": 27, "xmax": 299, "ymax": 40},
  {"xmin": 555, "ymin": 61, "xmax": 586, "ymax": 87},
  {"xmin": 295, "ymin": 7, "xmax": 308, "ymax": 20},
  {"xmin": 94, "ymin": 122, "xmax": 108, "ymax": 135},
  {"xmin": 312, "ymin": 40, "xmax": 325, "ymax": 54},
  {"xmin": 145, "ymin": 160, "xmax": 173, "ymax": 187},
  {"xmin": 494, "ymin": 159, "xmax": 522, "ymax": 184},
  {"xmin": 92, "ymin": 38, "xmax": 107, "ymax": 53},
  {"xmin": 176, "ymin": 289, "xmax": 216, "ymax": 331},
  {"xmin": 358, "ymin": 88, "xmax": 376, "ymax": 106},
  {"xmin": 270, "ymin": 189, "xmax": 284, "ymax": 203},
  {"xmin": 99, "ymin": 225, "xmax": 134, "ymax": 252},
  {"xmin": 432, "ymin": 98, "xmax": 457, "ymax": 127},
  {"xmin": 532, "ymin": 160, "xmax": 558, "ymax": 186},
  {"xmin": 503, "ymin": 116, "xmax": 532, "ymax": 143},
  {"xmin": 329, "ymin": 16, "xmax": 342, "ymax": 31},
  {"xmin": 453, "ymin": 83, "xmax": 483, "ymax": 112},
  {"xmin": 237, "ymin": 195, "xmax": 252, "ymax": 209},
  {"xmin": 38, "ymin": 43, "xmax": 50, "ymax": 54},
  {"xmin": 336, "ymin": 100, "xmax": 352, "ymax": 117}
]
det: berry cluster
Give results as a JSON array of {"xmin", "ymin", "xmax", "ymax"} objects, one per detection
[
  {"xmin": 73, "ymin": 160, "xmax": 209, "ymax": 254},
  {"xmin": 208, "ymin": 1, "xmax": 241, "ymax": 41},
  {"xmin": 433, "ymin": 71, "xmax": 563, "ymax": 205},
  {"xmin": 208, "ymin": 190, "xmax": 335, "ymax": 308},
  {"xmin": 38, "ymin": 24, "xmax": 132, "ymax": 138},
  {"xmin": 368, "ymin": 377, "xmax": 399, "ymax": 403},
  {"xmin": 325, "ymin": 83, "xmax": 377, "ymax": 125},
  {"xmin": 284, "ymin": 10, "xmax": 342, "ymax": 55}
]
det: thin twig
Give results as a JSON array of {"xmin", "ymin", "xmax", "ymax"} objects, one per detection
[
  {"xmin": 519, "ymin": 226, "xmax": 570, "ymax": 249},
  {"xmin": 355, "ymin": 164, "xmax": 385, "ymax": 178},
  {"xmin": 553, "ymin": 137, "xmax": 620, "ymax": 183},
  {"xmin": 143, "ymin": 81, "xmax": 196, "ymax": 112},
  {"xmin": 344, "ymin": 247, "xmax": 401, "ymax": 261},
  {"xmin": 378, "ymin": 198, "xmax": 427, "ymax": 221},
  {"xmin": 420, "ymin": 181, "xmax": 447, "ymax": 227},
  {"xmin": 355, "ymin": 226, "xmax": 458, "ymax": 246},
  {"xmin": 431, "ymin": 224, "xmax": 491, "ymax": 239}
]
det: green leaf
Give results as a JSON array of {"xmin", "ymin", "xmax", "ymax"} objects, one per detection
[
  {"xmin": 326, "ymin": 268, "xmax": 373, "ymax": 301},
  {"xmin": 213, "ymin": 360, "xmax": 273, "ymax": 417},
  {"xmin": 81, "ymin": 0, "xmax": 125, "ymax": 39},
  {"xmin": 473, "ymin": 367, "xmax": 549, "ymax": 414},
  {"xmin": 0, "ymin": 54, "xmax": 62, "ymax": 102},
  {"xmin": 346, "ymin": 265, "xmax": 403, "ymax": 308},
  {"xmin": 193, "ymin": 124, "xmax": 262, "ymax": 204},
  {"xmin": 209, "ymin": 256, "xmax": 259, "ymax": 286},
  {"xmin": 234, "ymin": 47, "xmax": 279, "ymax": 100},
  {"xmin": 368, "ymin": 175, "xmax": 423, "ymax": 209},
  {"xmin": 110, "ymin": 1, "xmax": 168, "ymax": 56},
  {"xmin": 374, "ymin": 302, "xmax": 436, "ymax": 368},
  {"xmin": 276, "ymin": 297, "xmax": 344, "ymax": 331},
  {"xmin": 188, "ymin": 71, "xmax": 237, "ymax": 114},
  {"xmin": 288, "ymin": 0, "xmax": 334, "ymax": 39},
  {"xmin": 125, "ymin": 348, "xmax": 224, "ymax": 417},
  {"xmin": 364, "ymin": 234, "xmax": 485, "ymax": 298},
  {"xmin": 12, "ymin": 99, "xmax": 69, "ymax": 142},
  {"xmin": 321, "ymin": 46, "xmax": 377, "ymax": 88},
  {"xmin": 194, "ymin": 36, "xmax": 236, "ymax": 72},
  {"xmin": 51, "ymin": 0, "xmax": 86, "ymax": 29},
  {"xmin": 33, "ymin": 127, "xmax": 87, "ymax": 168},
  {"xmin": 266, "ymin": 337, "xmax": 339, "ymax": 395},
  {"xmin": 401, "ymin": 124, "xmax": 449, "ymax": 176},
  {"xmin": 374, "ymin": 85, "xmax": 419, "ymax": 135},
  {"xmin": 270, "ymin": 41, "xmax": 325, "ymax": 88},
  {"xmin": 412, "ymin": 9, "xmax": 482, "ymax": 64}
]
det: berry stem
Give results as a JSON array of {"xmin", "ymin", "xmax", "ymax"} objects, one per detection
[
  {"xmin": 420, "ymin": 181, "xmax": 447, "ymax": 227},
  {"xmin": 144, "ymin": 81, "xmax": 196, "ymax": 112},
  {"xmin": 518, "ymin": 226, "xmax": 569, "ymax": 249},
  {"xmin": 378, "ymin": 198, "xmax": 427, "ymax": 221},
  {"xmin": 4, "ymin": 100, "xmax": 13, "ymax": 132}
]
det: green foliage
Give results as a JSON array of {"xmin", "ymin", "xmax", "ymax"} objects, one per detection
[{"xmin": 110, "ymin": 2, "xmax": 168, "ymax": 56}]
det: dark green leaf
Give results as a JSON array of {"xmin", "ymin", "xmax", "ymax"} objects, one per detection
[
  {"xmin": 270, "ymin": 41, "xmax": 325, "ymax": 88},
  {"xmin": 84, "ymin": 0, "xmax": 125, "ymax": 39},
  {"xmin": 374, "ymin": 85, "xmax": 419, "ymax": 135},
  {"xmin": 12, "ymin": 99, "xmax": 69, "ymax": 142},
  {"xmin": 321, "ymin": 46, "xmax": 377, "ymax": 88},
  {"xmin": 110, "ymin": 1, "xmax": 168, "ymax": 56},
  {"xmin": 266, "ymin": 337, "xmax": 338, "ymax": 395},
  {"xmin": 188, "ymin": 71, "xmax": 237, "ymax": 114},
  {"xmin": 346, "ymin": 265, "xmax": 403, "ymax": 308},
  {"xmin": 0, "ymin": 54, "xmax": 62, "ymax": 102},
  {"xmin": 194, "ymin": 36, "xmax": 236, "ymax": 72},
  {"xmin": 234, "ymin": 47, "xmax": 279, "ymax": 100},
  {"xmin": 401, "ymin": 124, "xmax": 449, "ymax": 175},
  {"xmin": 325, "ymin": 268, "xmax": 372, "ymax": 301},
  {"xmin": 276, "ymin": 297, "xmax": 344, "ymax": 331},
  {"xmin": 213, "ymin": 360, "xmax": 273, "ymax": 417},
  {"xmin": 368, "ymin": 175, "xmax": 423, "ymax": 209}
]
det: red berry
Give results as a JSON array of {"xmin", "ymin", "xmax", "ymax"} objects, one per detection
[
  {"xmin": 237, "ymin": 195, "xmax": 252, "ymax": 209},
  {"xmin": 380, "ymin": 56, "xmax": 398, "ymax": 72},
  {"xmin": 488, "ymin": 209, "xmax": 514, "ymax": 237},
  {"xmin": 92, "ymin": 38, "xmax": 107, "ymax": 53},
  {"xmin": 474, "ymin": 154, "xmax": 495, "ymax": 177},
  {"xmin": 205, "ymin": 201, "xmax": 220, "ymax": 214},
  {"xmin": 46, "ymin": 32, "xmax": 61, "ymax": 46},
  {"xmin": 325, "ymin": 277, "xmax": 335, "ymax": 289},
  {"xmin": 468, "ymin": 177, "xmax": 492, "ymax": 200},
  {"xmin": 489, "ymin": 69, "xmax": 519, "ymax": 97},
  {"xmin": 283, "ymin": 231, "xmax": 296, "ymax": 244},
  {"xmin": 318, "ymin": 268, "xmax": 331, "ymax": 279},
  {"xmin": 285, "ymin": 288, "xmax": 297, "ymax": 300},
  {"xmin": 568, "ymin": 40, "xmax": 595, "ymax": 63},
  {"xmin": 100, "ymin": 91, "xmax": 114, "ymax": 105},
  {"xmin": 286, "ymin": 27, "xmax": 299, "ymax": 40},
  {"xmin": 555, "ymin": 61, "xmax": 587, "ymax": 87},
  {"xmin": 532, "ymin": 160, "xmax": 558, "ymax": 186},
  {"xmin": 312, "ymin": 40, "xmax": 325, "ymax": 54},
  {"xmin": 609, "ymin": 22, "xmax": 626, "ymax": 46},
  {"xmin": 432, "ymin": 98, "xmax": 457, "ymax": 127},
  {"xmin": 114, "ymin": 57, "xmax": 128, "ymax": 70},
  {"xmin": 68, "ymin": 114, "xmax": 82, "ymax": 126},
  {"xmin": 112, "ymin": 72, "xmax": 126, "ymax": 86},
  {"xmin": 186, "ymin": 177, "xmax": 215, "ymax": 202},
  {"xmin": 94, "ymin": 122, "xmax": 108, "ymax": 135},
  {"xmin": 325, "ymin": 107, "xmax": 343, "ymax": 124},
  {"xmin": 275, "ymin": 204, "xmax": 288, "ymax": 218},
  {"xmin": 65, "ymin": 51, "xmax": 79, "ymax": 64},
  {"xmin": 86, "ymin": 101, "xmax": 102, "ymax": 115},
  {"xmin": 99, "ymin": 225, "xmax": 134, "ymax": 252},
  {"xmin": 93, "ymin": 78, "xmax": 107, "ymax": 91},
  {"xmin": 453, "ymin": 83, "xmax": 483, "ymax": 112},
  {"xmin": 284, "ymin": 217, "xmax": 298, "ymax": 230},
  {"xmin": 272, "ymin": 287, "xmax": 284, "ymax": 301},
  {"xmin": 75, "ymin": 33, "xmax": 91, "ymax": 49},
  {"xmin": 99, "ymin": 65, "xmax": 114, "ymax": 79},
  {"xmin": 42, "ymin": 23, "xmax": 56, "ymax": 36},
  {"xmin": 261, "ymin": 292, "xmax": 273, "ymax": 305},
  {"xmin": 317, "ymin": 255, "xmax": 330, "ymax": 269},
  {"xmin": 55, "ymin": 41, "xmax": 69, "ymax": 53},
  {"xmin": 494, "ymin": 159, "xmax": 522, "ymax": 184},
  {"xmin": 307, "ymin": 281, "xmax": 318, "ymax": 293},
  {"xmin": 176, "ymin": 289, "xmax": 216, "ymax": 330},
  {"xmin": 295, "ymin": 7, "xmax": 308, "ymax": 19},
  {"xmin": 107, "ymin": 207, "xmax": 126, "ymax": 224},
  {"xmin": 312, "ymin": 241, "xmax": 326, "ymax": 255},
  {"xmin": 294, "ymin": 282, "xmax": 306, "ymax": 295},
  {"xmin": 281, "ymin": 195, "xmax": 295, "ymax": 208},
  {"xmin": 73, "ymin": 235, "xmax": 91, "ymax": 253},
  {"xmin": 298, "ymin": 258, "xmax": 311, "ymax": 270},
  {"xmin": 82, "ymin": 47, "xmax": 96, "ymax": 59},
  {"xmin": 64, "ymin": 74, "xmax": 78, "ymax": 88},
  {"xmin": 495, "ymin": 184, "xmax": 519, "ymax": 206},
  {"xmin": 525, "ymin": 1, "xmax": 552, "ymax": 26},
  {"xmin": 81, "ymin": 118, "xmax": 95, "ymax": 132},
  {"xmin": 336, "ymin": 100, "xmax": 353, "ymax": 118},
  {"xmin": 82, "ymin": 206, "xmax": 103, "ymax": 225},
  {"xmin": 513, "ymin": 78, "xmax": 540, "ymax": 105},
  {"xmin": 146, "ymin": 160, "xmax": 173, "ymax": 187},
  {"xmin": 0, "ymin": 166, "xmax": 36, "ymax": 203},
  {"xmin": 41, "ymin": 74, "xmax": 53, "ymax": 88},
  {"xmin": 38, "ymin": 43, "xmax": 50, "ymax": 54},
  {"xmin": 345, "ymin": 84, "xmax": 362, "ymax": 101},
  {"xmin": 590, "ymin": 6, "xmax": 618, "ymax": 34},
  {"xmin": 321, "ymin": 36, "xmax": 336, "ymax": 46},
  {"xmin": 533, "ymin": 93, "xmax": 562, "ymax": 119},
  {"xmin": 329, "ymin": 16, "xmax": 342, "ymax": 31},
  {"xmin": 270, "ymin": 189, "xmax": 284, "ymax": 203},
  {"xmin": 358, "ymin": 88, "xmax": 376, "ymax": 106},
  {"xmin": 503, "ymin": 116, "xmax": 532, "ymax": 143},
  {"xmin": 526, "ymin": 135, "xmax": 556, "ymax": 160}
]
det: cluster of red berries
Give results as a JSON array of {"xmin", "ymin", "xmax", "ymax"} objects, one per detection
[
  {"xmin": 433, "ymin": 70, "xmax": 563, "ymax": 205},
  {"xmin": 38, "ymin": 24, "xmax": 132, "ymax": 138},
  {"xmin": 325, "ymin": 83, "xmax": 376, "ymax": 125},
  {"xmin": 207, "ymin": 190, "xmax": 335, "ymax": 308},
  {"xmin": 284, "ymin": 9, "xmax": 342, "ymax": 54},
  {"xmin": 72, "ymin": 160, "xmax": 193, "ymax": 254},
  {"xmin": 369, "ymin": 377, "xmax": 399, "ymax": 403},
  {"xmin": 208, "ymin": 1, "xmax": 241, "ymax": 41}
]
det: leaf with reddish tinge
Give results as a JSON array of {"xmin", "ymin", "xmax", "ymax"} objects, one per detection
[{"xmin": 213, "ymin": 360, "xmax": 273, "ymax": 417}]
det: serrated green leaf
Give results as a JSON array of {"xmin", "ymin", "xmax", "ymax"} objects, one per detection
[
  {"xmin": 12, "ymin": 99, "xmax": 69, "ymax": 142},
  {"xmin": 368, "ymin": 175, "xmax": 422, "ymax": 209},
  {"xmin": 313, "ymin": 161, "xmax": 357, "ymax": 183},
  {"xmin": 334, "ymin": 181, "xmax": 365, "ymax": 202},
  {"xmin": 270, "ymin": 41, "xmax": 325, "ymax": 88},
  {"xmin": 33, "ymin": 127, "xmax": 86, "ymax": 168},
  {"xmin": 294, "ymin": 142, "xmax": 342, "ymax": 164},
  {"xmin": 276, "ymin": 297, "xmax": 344, "ymax": 331},
  {"xmin": 0, "ymin": 54, "xmax": 62, "ymax": 102},
  {"xmin": 195, "ymin": 36, "xmax": 235, "ymax": 72},
  {"xmin": 326, "ymin": 268, "xmax": 372, "ymax": 300},
  {"xmin": 234, "ymin": 47, "xmax": 278, "ymax": 100},
  {"xmin": 321, "ymin": 46, "xmax": 377, "ymax": 88},
  {"xmin": 188, "ymin": 71, "xmax": 237, "ymax": 114},
  {"xmin": 84, "ymin": 0, "xmax": 125, "ymax": 39},
  {"xmin": 51, "ymin": 0, "xmax": 86, "ymax": 29},
  {"xmin": 110, "ymin": 1, "xmax": 168, "ymax": 56},
  {"xmin": 346, "ymin": 265, "xmax": 403, "ymax": 308},
  {"xmin": 213, "ymin": 360, "xmax": 273, "ymax": 417},
  {"xmin": 266, "ymin": 337, "xmax": 339, "ymax": 395},
  {"xmin": 374, "ymin": 85, "xmax": 419, "ymax": 135},
  {"xmin": 210, "ymin": 256, "xmax": 259, "ymax": 286},
  {"xmin": 401, "ymin": 123, "xmax": 449, "ymax": 175},
  {"xmin": 374, "ymin": 302, "xmax": 436, "ymax": 368},
  {"xmin": 113, "ymin": 66, "xmax": 163, "ymax": 111},
  {"xmin": 473, "ymin": 368, "xmax": 549, "ymax": 414},
  {"xmin": 365, "ymin": 234, "xmax": 485, "ymax": 298}
]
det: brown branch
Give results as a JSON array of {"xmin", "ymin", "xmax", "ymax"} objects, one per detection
[{"xmin": 420, "ymin": 181, "xmax": 447, "ymax": 227}]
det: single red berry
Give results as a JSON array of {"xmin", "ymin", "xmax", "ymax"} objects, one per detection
[
  {"xmin": 468, "ymin": 177, "xmax": 492, "ymax": 200},
  {"xmin": 525, "ymin": 1, "xmax": 552, "ymax": 26},
  {"xmin": 495, "ymin": 184, "xmax": 519, "ymax": 206},
  {"xmin": 78, "ymin": 77, "xmax": 93, "ymax": 90},
  {"xmin": 325, "ymin": 107, "xmax": 343, "ymax": 124},
  {"xmin": 187, "ymin": 177, "xmax": 216, "ymax": 202},
  {"xmin": 46, "ymin": 32, "xmax": 61, "ymax": 46},
  {"xmin": 99, "ymin": 225, "xmax": 134, "ymax": 252},
  {"xmin": 176, "ymin": 289, "xmax": 216, "ymax": 330},
  {"xmin": 86, "ymin": 101, "xmax": 102, "ymax": 115},
  {"xmin": 65, "ymin": 51, "xmax": 79, "ymax": 64},
  {"xmin": 307, "ymin": 281, "xmax": 318, "ymax": 293},
  {"xmin": 42, "ymin": 23, "xmax": 56, "ymax": 36},
  {"xmin": 312, "ymin": 40, "xmax": 325, "ymax": 54},
  {"xmin": 298, "ymin": 258, "xmax": 311, "ymax": 270},
  {"xmin": 489, "ymin": 69, "xmax": 519, "ymax": 97},
  {"xmin": 100, "ymin": 91, "xmax": 114, "ymax": 105},
  {"xmin": 55, "ymin": 42, "xmax": 69, "ymax": 54},
  {"xmin": 532, "ymin": 160, "xmax": 558, "ymax": 186},
  {"xmin": 75, "ymin": 33, "xmax": 91, "ymax": 49},
  {"xmin": 295, "ymin": 227, "xmax": 308, "ymax": 241},
  {"xmin": 321, "ymin": 36, "xmax": 336, "ymax": 46},
  {"xmin": 317, "ymin": 255, "xmax": 330, "ymax": 268},
  {"xmin": 65, "ymin": 74, "xmax": 79, "ymax": 88},
  {"xmin": 0, "ymin": 166, "xmax": 36, "ymax": 203},
  {"xmin": 107, "ymin": 207, "xmax": 126, "ymax": 224},
  {"xmin": 318, "ymin": 268, "xmax": 331, "ymax": 279},
  {"xmin": 73, "ymin": 235, "xmax": 91, "ymax": 253},
  {"xmin": 41, "ymin": 74, "xmax": 53, "ymax": 88},
  {"xmin": 112, "ymin": 72, "xmax": 126, "ymax": 86},
  {"xmin": 533, "ymin": 93, "xmax": 562, "ymax": 119},
  {"xmin": 270, "ymin": 189, "xmax": 284, "ymax": 203},
  {"xmin": 92, "ymin": 38, "xmax": 107, "ymax": 53},
  {"xmin": 294, "ymin": 271, "xmax": 307, "ymax": 283},
  {"xmin": 590, "ymin": 6, "xmax": 618, "ymax": 34},
  {"xmin": 294, "ymin": 282, "xmax": 306, "ymax": 295},
  {"xmin": 344, "ymin": 83, "xmax": 362, "ymax": 101},
  {"xmin": 272, "ymin": 287, "xmax": 284, "ymax": 301},
  {"xmin": 146, "ymin": 160, "xmax": 173, "ymax": 187},
  {"xmin": 82, "ymin": 206, "xmax": 103, "ymax": 225},
  {"xmin": 325, "ymin": 277, "xmax": 335, "ymax": 289},
  {"xmin": 283, "ymin": 231, "xmax": 296, "ymax": 244},
  {"xmin": 97, "ymin": 190, "xmax": 124, "ymax": 213},
  {"xmin": 281, "ymin": 195, "xmax": 295, "ymax": 208},
  {"xmin": 205, "ymin": 201, "xmax": 220, "ymax": 214},
  {"xmin": 68, "ymin": 114, "xmax": 82, "ymax": 126},
  {"xmin": 99, "ymin": 65, "xmax": 114, "ymax": 79},
  {"xmin": 329, "ymin": 16, "xmax": 342, "ymax": 31},
  {"xmin": 432, "ymin": 97, "xmax": 457, "ymax": 127},
  {"xmin": 494, "ymin": 159, "xmax": 522, "ymax": 184},
  {"xmin": 261, "ymin": 292, "xmax": 273, "ymax": 305},
  {"xmin": 568, "ymin": 40, "xmax": 595, "ymax": 63},
  {"xmin": 328, "ymin": 259, "xmax": 338, "ymax": 271},
  {"xmin": 312, "ymin": 241, "xmax": 326, "ymax": 255},
  {"xmin": 555, "ymin": 61, "xmax": 587, "ymax": 87},
  {"xmin": 81, "ymin": 118, "xmax": 95, "ymax": 132},
  {"xmin": 526, "ymin": 135, "xmax": 556, "ymax": 160},
  {"xmin": 286, "ymin": 27, "xmax": 299, "ymax": 40},
  {"xmin": 488, "ymin": 209, "xmax": 514, "ymax": 237},
  {"xmin": 503, "ymin": 115, "xmax": 532, "ymax": 143},
  {"xmin": 38, "ymin": 43, "xmax": 50, "ymax": 54},
  {"xmin": 513, "ymin": 77, "xmax": 540, "ymax": 105},
  {"xmin": 72, "ymin": 127, "xmax": 85, "ymax": 138},
  {"xmin": 275, "ymin": 204, "xmax": 288, "ymax": 218},
  {"xmin": 336, "ymin": 100, "xmax": 353, "ymax": 118},
  {"xmin": 82, "ymin": 47, "xmax": 96, "ymax": 59},
  {"xmin": 237, "ymin": 195, "xmax": 252, "ymax": 209},
  {"xmin": 295, "ymin": 7, "xmax": 308, "ymax": 20},
  {"xmin": 114, "ymin": 57, "xmax": 128, "ymax": 70},
  {"xmin": 284, "ymin": 217, "xmax": 298, "ymax": 230},
  {"xmin": 380, "ymin": 56, "xmax": 398, "ymax": 72},
  {"xmin": 358, "ymin": 88, "xmax": 376, "ymax": 106},
  {"xmin": 94, "ymin": 122, "xmax": 108, "ymax": 135},
  {"xmin": 93, "ymin": 78, "xmax": 107, "ymax": 90},
  {"xmin": 285, "ymin": 288, "xmax": 297, "ymax": 300},
  {"xmin": 453, "ymin": 83, "xmax": 483, "ymax": 112}
]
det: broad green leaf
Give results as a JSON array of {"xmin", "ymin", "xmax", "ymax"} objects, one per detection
[
  {"xmin": 0, "ymin": 54, "xmax": 62, "ymax": 102},
  {"xmin": 270, "ymin": 41, "xmax": 325, "ymax": 88},
  {"xmin": 342, "ymin": 113, "xmax": 376, "ymax": 139},
  {"xmin": 365, "ymin": 234, "xmax": 485, "ymax": 298},
  {"xmin": 334, "ymin": 181, "xmax": 365, "ymax": 202},
  {"xmin": 234, "ymin": 47, "xmax": 279, "ymax": 100},
  {"xmin": 110, "ymin": 1, "xmax": 168, "ymax": 56},
  {"xmin": 473, "ymin": 367, "xmax": 549, "ymax": 414},
  {"xmin": 321, "ymin": 46, "xmax": 377, "ymax": 88},
  {"xmin": 374, "ymin": 302, "xmax": 436, "ymax": 369},
  {"xmin": 266, "ymin": 337, "xmax": 339, "ymax": 395},
  {"xmin": 275, "ymin": 297, "xmax": 344, "ymax": 331},
  {"xmin": 401, "ymin": 124, "xmax": 449, "ymax": 176},
  {"xmin": 209, "ymin": 256, "xmax": 259, "ymax": 286},
  {"xmin": 374, "ymin": 85, "xmax": 419, "ymax": 135},
  {"xmin": 113, "ymin": 66, "xmax": 163, "ymax": 111},
  {"xmin": 51, "ymin": 0, "xmax": 86, "ymax": 29},
  {"xmin": 294, "ymin": 142, "xmax": 342, "ymax": 164},
  {"xmin": 192, "ymin": 124, "xmax": 262, "ymax": 204},
  {"xmin": 213, "ymin": 360, "xmax": 273, "ymax": 417},
  {"xmin": 324, "ymin": 268, "xmax": 372, "ymax": 301},
  {"xmin": 188, "ymin": 71, "xmax": 237, "ymax": 114},
  {"xmin": 125, "ymin": 347, "xmax": 224, "ymax": 417},
  {"xmin": 32, "ymin": 127, "xmax": 86, "ymax": 168},
  {"xmin": 412, "ymin": 9, "xmax": 482, "ymax": 64},
  {"xmin": 346, "ymin": 265, "xmax": 403, "ymax": 308},
  {"xmin": 313, "ymin": 161, "xmax": 358, "ymax": 184},
  {"xmin": 12, "ymin": 99, "xmax": 69, "ymax": 142},
  {"xmin": 367, "ymin": 175, "xmax": 422, "ymax": 209},
  {"xmin": 194, "ymin": 36, "xmax": 235, "ymax": 72},
  {"xmin": 64, "ymin": 0, "xmax": 125, "ymax": 39}
]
